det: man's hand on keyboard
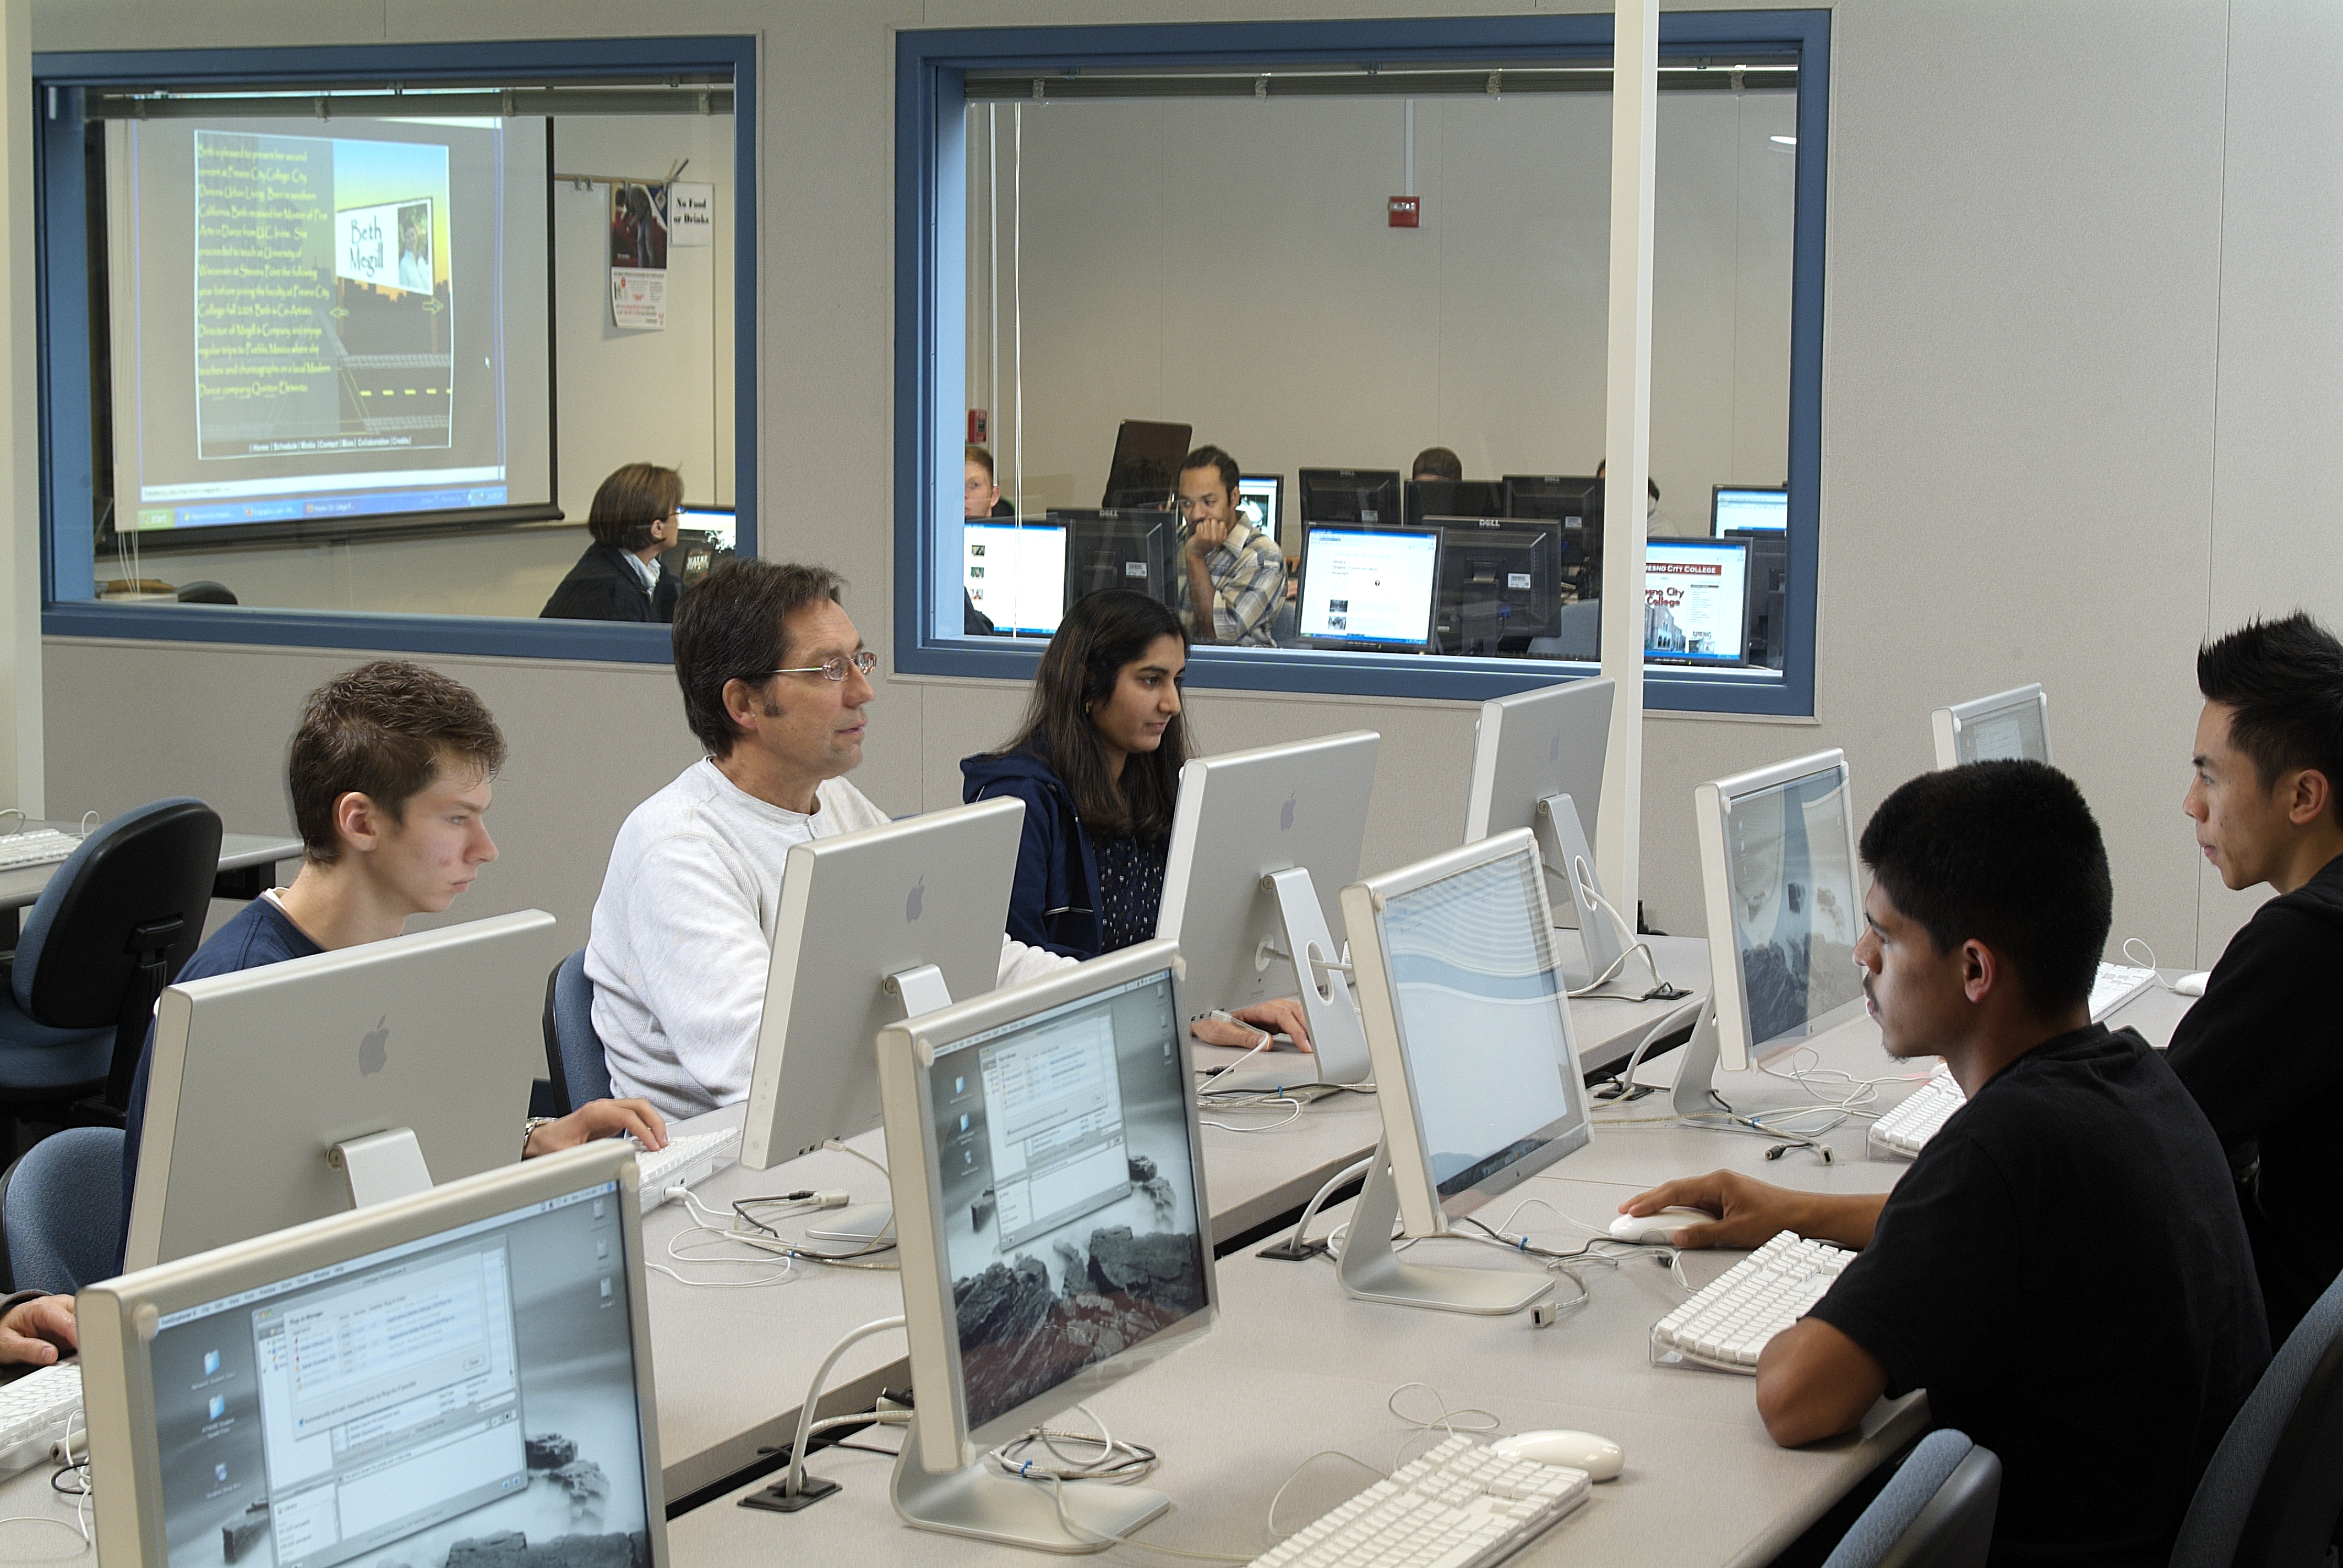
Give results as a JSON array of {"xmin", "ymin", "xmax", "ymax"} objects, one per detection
[
  {"xmin": 0, "ymin": 1294, "xmax": 75, "ymax": 1367},
  {"xmin": 526, "ymin": 1097, "xmax": 668, "ymax": 1158},
  {"xmin": 1620, "ymin": 1170, "xmax": 1886, "ymax": 1252}
]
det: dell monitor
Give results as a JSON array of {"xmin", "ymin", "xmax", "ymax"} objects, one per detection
[
  {"xmin": 1711, "ymin": 486, "xmax": 1788, "ymax": 536},
  {"xmin": 1100, "ymin": 420, "xmax": 1192, "ymax": 509},
  {"xmin": 125, "ymin": 909, "xmax": 557, "ymax": 1272},
  {"xmin": 1932, "ymin": 684, "xmax": 2051, "ymax": 769},
  {"xmin": 1644, "ymin": 538, "xmax": 1751, "ymax": 666},
  {"xmin": 872, "ymin": 939, "xmax": 1215, "ymax": 1550},
  {"xmin": 1297, "ymin": 467, "xmax": 1401, "ymax": 527},
  {"xmin": 1430, "ymin": 517, "xmax": 1563, "ymax": 654},
  {"xmin": 738, "ymin": 797, "xmax": 1027, "ymax": 1244},
  {"xmin": 1236, "ymin": 474, "xmax": 1283, "ymax": 551},
  {"xmin": 1404, "ymin": 478, "xmax": 1505, "ymax": 529},
  {"xmin": 1056, "ymin": 508, "xmax": 1179, "ymax": 610},
  {"xmin": 1502, "ymin": 476, "xmax": 1601, "ymax": 591},
  {"xmin": 1730, "ymin": 529, "xmax": 1789, "ymax": 669},
  {"xmin": 1335, "ymin": 830, "xmax": 1591, "ymax": 1314},
  {"xmin": 83, "ymin": 1141, "xmax": 668, "ymax": 1568},
  {"xmin": 962, "ymin": 520, "xmax": 1068, "ymax": 636},
  {"xmin": 1462, "ymin": 677, "xmax": 1621, "ymax": 988},
  {"xmin": 1296, "ymin": 524, "xmax": 1440, "ymax": 652},
  {"xmin": 1670, "ymin": 749, "xmax": 1867, "ymax": 1115},
  {"xmin": 1157, "ymin": 731, "xmax": 1381, "ymax": 1094}
]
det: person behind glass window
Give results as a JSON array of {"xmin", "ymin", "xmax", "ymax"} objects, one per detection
[
  {"xmin": 1411, "ymin": 446, "xmax": 1463, "ymax": 483},
  {"xmin": 961, "ymin": 445, "xmax": 1006, "ymax": 635},
  {"xmin": 1593, "ymin": 459, "xmax": 1672, "ymax": 538},
  {"xmin": 541, "ymin": 462, "xmax": 685, "ymax": 624},
  {"xmin": 1174, "ymin": 445, "xmax": 1283, "ymax": 646}
]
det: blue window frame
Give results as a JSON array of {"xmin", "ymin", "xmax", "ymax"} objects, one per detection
[
  {"xmin": 895, "ymin": 12, "xmax": 1828, "ymax": 715},
  {"xmin": 33, "ymin": 36, "xmax": 758, "ymax": 663}
]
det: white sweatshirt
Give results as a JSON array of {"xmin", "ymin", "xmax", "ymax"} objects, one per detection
[{"xmin": 587, "ymin": 758, "xmax": 1066, "ymax": 1120}]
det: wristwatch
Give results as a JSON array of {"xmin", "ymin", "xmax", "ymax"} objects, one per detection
[{"xmin": 522, "ymin": 1116, "xmax": 557, "ymax": 1157}]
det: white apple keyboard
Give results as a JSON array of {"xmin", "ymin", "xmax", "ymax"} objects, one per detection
[
  {"xmin": 2088, "ymin": 961, "xmax": 2158, "ymax": 1021},
  {"xmin": 0, "ymin": 829, "xmax": 81, "ymax": 873},
  {"xmin": 0, "ymin": 1362, "xmax": 81, "ymax": 1474},
  {"xmin": 1245, "ymin": 1433, "xmax": 1590, "ymax": 1568},
  {"xmin": 1650, "ymin": 1230, "xmax": 1854, "ymax": 1373},
  {"xmin": 635, "ymin": 1126, "xmax": 739, "ymax": 1213}
]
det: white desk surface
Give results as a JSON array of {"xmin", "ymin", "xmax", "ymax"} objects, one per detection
[{"xmin": 0, "ymin": 1453, "xmax": 90, "ymax": 1558}]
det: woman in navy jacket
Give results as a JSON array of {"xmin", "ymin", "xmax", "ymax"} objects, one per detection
[{"xmin": 541, "ymin": 462, "xmax": 685, "ymax": 623}]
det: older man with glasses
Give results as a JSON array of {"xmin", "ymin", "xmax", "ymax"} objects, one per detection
[{"xmin": 585, "ymin": 558, "xmax": 1066, "ymax": 1120}]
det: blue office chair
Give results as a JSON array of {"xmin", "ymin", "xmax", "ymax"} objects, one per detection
[
  {"xmin": 542, "ymin": 949, "xmax": 613, "ymax": 1115},
  {"xmin": 2171, "ymin": 1268, "xmax": 2343, "ymax": 1568},
  {"xmin": 0, "ymin": 798, "xmax": 223, "ymax": 1140},
  {"xmin": 0, "ymin": 1126, "xmax": 126, "ymax": 1294},
  {"xmin": 1820, "ymin": 1429, "xmax": 2000, "ymax": 1568}
]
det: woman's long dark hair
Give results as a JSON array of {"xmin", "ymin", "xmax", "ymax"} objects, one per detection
[{"xmin": 998, "ymin": 590, "xmax": 1191, "ymax": 841}]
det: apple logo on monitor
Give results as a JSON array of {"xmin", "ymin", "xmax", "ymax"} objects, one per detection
[
  {"xmin": 1549, "ymin": 732, "xmax": 1562, "ymax": 763},
  {"xmin": 1279, "ymin": 792, "xmax": 1296, "ymax": 831},
  {"xmin": 359, "ymin": 1016, "xmax": 389, "ymax": 1076},
  {"xmin": 906, "ymin": 876, "xmax": 926, "ymax": 923}
]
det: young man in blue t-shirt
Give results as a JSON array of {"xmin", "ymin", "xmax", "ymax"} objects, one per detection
[{"xmin": 0, "ymin": 660, "xmax": 663, "ymax": 1369}]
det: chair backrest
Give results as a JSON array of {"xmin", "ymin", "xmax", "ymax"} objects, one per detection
[
  {"xmin": 15, "ymin": 798, "xmax": 222, "ymax": 1027},
  {"xmin": 1822, "ymin": 1429, "xmax": 2001, "ymax": 1568},
  {"xmin": 0, "ymin": 1126, "xmax": 127, "ymax": 1294},
  {"xmin": 2172, "ymin": 1267, "xmax": 2343, "ymax": 1568},
  {"xmin": 542, "ymin": 949, "xmax": 613, "ymax": 1115}
]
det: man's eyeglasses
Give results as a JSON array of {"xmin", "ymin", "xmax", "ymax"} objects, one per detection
[{"xmin": 766, "ymin": 651, "xmax": 880, "ymax": 683}]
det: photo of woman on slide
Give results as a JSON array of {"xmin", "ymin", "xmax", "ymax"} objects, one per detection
[{"xmin": 396, "ymin": 201, "xmax": 432, "ymax": 293}]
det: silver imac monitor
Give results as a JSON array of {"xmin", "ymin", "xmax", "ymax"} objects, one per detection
[
  {"xmin": 1461, "ymin": 676, "xmax": 1621, "ymax": 986},
  {"xmin": 1672, "ymin": 750, "xmax": 1867, "ymax": 1115},
  {"xmin": 126, "ymin": 909, "xmax": 557, "ymax": 1272},
  {"xmin": 739, "ymin": 797, "xmax": 1027, "ymax": 1243},
  {"xmin": 1156, "ymin": 731, "xmax": 1381, "ymax": 1091},
  {"xmin": 1931, "ymin": 683, "xmax": 2051, "ymax": 769},
  {"xmin": 1336, "ymin": 831, "xmax": 1587, "ymax": 1315},
  {"xmin": 81, "ymin": 1142, "xmax": 667, "ymax": 1568},
  {"xmin": 872, "ymin": 939, "xmax": 1216, "ymax": 1551}
]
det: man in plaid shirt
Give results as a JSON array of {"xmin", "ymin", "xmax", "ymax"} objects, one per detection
[{"xmin": 1174, "ymin": 445, "xmax": 1285, "ymax": 646}]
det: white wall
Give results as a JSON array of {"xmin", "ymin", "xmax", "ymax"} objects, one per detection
[
  {"xmin": 31, "ymin": 0, "xmax": 2343, "ymax": 979},
  {"xmin": 967, "ymin": 88, "xmax": 1793, "ymax": 533}
]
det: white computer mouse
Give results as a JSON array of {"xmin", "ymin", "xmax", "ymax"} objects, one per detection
[
  {"xmin": 2173, "ymin": 971, "xmax": 2210, "ymax": 998},
  {"xmin": 1607, "ymin": 1206, "xmax": 1713, "ymax": 1244},
  {"xmin": 1491, "ymin": 1430, "xmax": 1624, "ymax": 1482}
]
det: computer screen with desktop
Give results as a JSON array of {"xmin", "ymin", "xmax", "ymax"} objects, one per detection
[
  {"xmin": 1711, "ymin": 486, "xmax": 1788, "ymax": 536},
  {"xmin": 1296, "ymin": 525, "xmax": 1440, "ymax": 651},
  {"xmin": 677, "ymin": 504, "xmax": 737, "ymax": 552},
  {"xmin": 81, "ymin": 1142, "xmax": 667, "ymax": 1568},
  {"xmin": 1236, "ymin": 475, "xmax": 1283, "ymax": 549},
  {"xmin": 1462, "ymin": 677, "xmax": 1619, "ymax": 987},
  {"xmin": 124, "ymin": 910, "xmax": 557, "ymax": 1272},
  {"xmin": 962, "ymin": 521, "xmax": 1068, "ymax": 636},
  {"xmin": 1056, "ymin": 509, "xmax": 1179, "ymax": 611},
  {"xmin": 1297, "ymin": 467, "xmax": 1400, "ymax": 526},
  {"xmin": 1334, "ymin": 830, "xmax": 1590, "ymax": 1314},
  {"xmin": 1644, "ymin": 538, "xmax": 1750, "ymax": 666},
  {"xmin": 1430, "ymin": 518, "xmax": 1562, "ymax": 654},
  {"xmin": 1932, "ymin": 683, "xmax": 2051, "ymax": 769},
  {"xmin": 875, "ymin": 940, "xmax": 1215, "ymax": 1550}
]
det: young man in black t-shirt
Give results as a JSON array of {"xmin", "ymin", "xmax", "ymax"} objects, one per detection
[
  {"xmin": 2167, "ymin": 613, "xmax": 2343, "ymax": 1345},
  {"xmin": 1621, "ymin": 761, "xmax": 2268, "ymax": 1567}
]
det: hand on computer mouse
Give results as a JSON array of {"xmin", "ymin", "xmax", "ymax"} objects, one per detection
[
  {"xmin": 1190, "ymin": 997, "xmax": 1314, "ymax": 1053},
  {"xmin": 1620, "ymin": 1170, "xmax": 1827, "ymax": 1251},
  {"xmin": 527, "ymin": 1097, "xmax": 668, "ymax": 1157},
  {"xmin": 0, "ymin": 1294, "xmax": 76, "ymax": 1366}
]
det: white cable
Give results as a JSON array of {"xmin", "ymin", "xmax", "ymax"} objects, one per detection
[
  {"xmin": 1200, "ymin": 1092, "xmax": 1304, "ymax": 1134},
  {"xmin": 1196, "ymin": 1033, "xmax": 1276, "ymax": 1096},
  {"xmin": 782, "ymin": 1316, "xmax": 906, "ymax": 1501},
  {"xmin": 1277, "ymin": 1154, "xmax": 1374, "ymax": 1256},
  {"xmin": 820, "ymin": 1139, "xmax": 890, "ymax": 1180},
  {"xmin": 1265, "ymin": 1450, "xmax": 1386, "ymax": 1541},
  {"xmin": 2122, "ymin": 937, "xmax": 2157, "ymax": 970},
  {"xmin": 1563, "ymin": 856, "xmax": 1671, "ymax": 999}
]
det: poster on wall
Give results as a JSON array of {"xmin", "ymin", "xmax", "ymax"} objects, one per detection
[
  {"xmin": 609, "ymin": 181, "xmax": 668, "ymax": 330},
  {"xmin": 668, "ymin": 182, "xmax": 713, "ymax": 247}
]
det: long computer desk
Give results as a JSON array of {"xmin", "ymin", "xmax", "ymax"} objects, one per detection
[
  {"xmin": 0, "ymin": 821, "xmax": 303, "ymax": 948},
  {"xmin": 643, "ymin": 937, "xmax": 1717, "ymax": 1505},
  {"xmin": 656, "ymin": 976, "xmax": 2197, "ymax": 1567}
]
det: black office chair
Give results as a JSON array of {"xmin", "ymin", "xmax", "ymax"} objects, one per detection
[{"xmin": 0, "ymin": 798, "xmax": 223, "ymax": 1139}]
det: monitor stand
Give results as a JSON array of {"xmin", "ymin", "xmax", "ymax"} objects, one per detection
[
  {"xmin": 1664, "ymin": 1001, "xmax": 1809, "ymax": 1119},
  {"xmin": 1336, "ymin": 1138, "xmax": 1553, "ymax": 1315},
  {"xmin": 1531, "ymin": 793, "xmax": 1623, "ymax": 989},
  {"xmin": 1203, "ymin": 868, "xmax": 1374, "ymax": 1097},
  {"xmin": 892, "ymin": 1418, "xmax": 1170, "ymax": 1554},
  {"xmin": 805, "ymin": 963, "xmax": 953, "ymax": 1246},
  {"xmin": 329, "ymin": 1128, "xmax": 434, "ymax": 1209}
]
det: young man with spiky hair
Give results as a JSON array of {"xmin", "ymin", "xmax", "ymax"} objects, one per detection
[
  {"xmin": 2169, "ymin": 612, "xmax": 2343, "ymax": 1344},
  {"xmin": 1619, "ymin": 761, "xmax": 2265, "ymax": 1566}
]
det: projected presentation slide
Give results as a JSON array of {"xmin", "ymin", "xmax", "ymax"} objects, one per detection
[
  {"xmin": 1299, "ymin": 527, "xmax": 1439, "ymax": 646},
  {"xmin": 1727, "ymin": 770, "xmax": 1865, "ymax": 1053},
  {"xmin": 1644, "ymin": 541, "xmax": 1750, "ymax": 665},
  {"xmin": 110, "ymin": 117, "xmax": 552, "ymax": 539}
]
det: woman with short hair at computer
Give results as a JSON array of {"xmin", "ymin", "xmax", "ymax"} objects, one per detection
[{"xmin": 540, "ymin": 462, "xmax": 686, "ymax": 623}]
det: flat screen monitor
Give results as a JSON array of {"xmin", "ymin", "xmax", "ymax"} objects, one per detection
[
  {"xmin": 1296, "ymin": 524, "xmax": 1440, "ymax": 651},
  {"xmin": 1693, "ymin": 750, "xmax": 1867, "ymax": 1071},
  {"xmin": 82, "ymin": 1142, "xmax": 667, "ymax": 1568},
  {"xmin": 1404, "ymin": 478, "xmax": 1505, "ymax": 528},
  {"xmin": 1932, "ymin": 683, "xmax": 2051, "ymax": 769},
  {"xmin": 1236, "ymin": 475, "xmax": 1283, "ymax": 550},
  {"xmin": 1711, "ymin": 486, "xmax": 1788, "ymax": 536},
  {"xmin": 675, "ymin": 504, "xmax": 737, "ymax": 552},
  {"xmin": 1461, "ymin": 677, "xmax": 1616, "ymax": 978},
  {"xmin": 875, "ymin": 940, "xmax": 1213, "ymax": 1548},
  {"xmin": 1157, "ymin": 731, "xmax": 1381, "ymax": 1090},
  {"xmin": 126, "ymin": 910, "xmax": 557, "ymax": 1272},
  {"xmin": 962, "ymin": 520, "xmax": 1069, "ymax": 636},
  {"xmin": 1430, "ymin": 517, "xmax": 1562, "ymax": 651},
  {"xmin": 1729, "ymin": 529, "xmax": 1789, "ymax": 669},
  {"xmin": 740, "ymin": 798, "xmax": 1025, "ymax": 1197},
  {"xmin": 1335, "ymin": 830, "xmax": 1588, "ymax": 1314},
  {"xmin": 1055, "ymin": 508, "xmax": 1179, "ymax": 611},
  {"xmin": 1296, "ymin": 467, "xmax": 1401, "ymax": 527},
  {"xmin": 1644, "ymin": 538, "xmax": 1750, "ymax": 666},
  {"xmin": 1100, "ymin": 420, "xmax": 1192, "ymax": 509},
  {"xmin": 1501, "ymin": 475, "xmax": 1599, "ymax": 525}
]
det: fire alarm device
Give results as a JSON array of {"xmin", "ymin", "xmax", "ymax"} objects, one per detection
[
  {"xmin": 967, "ymin": 409, "xmax": 989, "ymax": 443},
  {"xmin": 1387, "ymin": 196, "xmax": 1421, "ymax": 228}
]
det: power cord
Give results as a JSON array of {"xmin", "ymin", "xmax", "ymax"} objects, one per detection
[
  {"xmin": 1, "ymin": 1408, "xmax": 91, "ymax": 1553},
  {"xmin": 1564, "ymin": 857, "xmax": 1685, "ymax": 1001},
  {"xmin": 772, "ymin": 1316, "xmax": 907, "ymax": 1506},
  {"xmin": 989, "ymin": 1402, "xmax": 1159, "ymax": 1483}
]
